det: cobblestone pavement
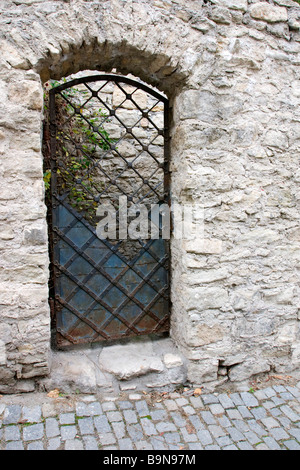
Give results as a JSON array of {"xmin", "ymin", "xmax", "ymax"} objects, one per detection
[{"xmin": 1, "ymin": 381, "xmax": 300, "ymax": 451}]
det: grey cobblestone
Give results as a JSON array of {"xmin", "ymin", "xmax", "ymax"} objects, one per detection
[{"xmin": 1, "ymin": 382, "xmax": 300, "ymax": 450}]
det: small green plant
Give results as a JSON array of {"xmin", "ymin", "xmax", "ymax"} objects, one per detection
[{"xmin": 43, "ymin": 78, "xmax": 117, "ymax": 223}]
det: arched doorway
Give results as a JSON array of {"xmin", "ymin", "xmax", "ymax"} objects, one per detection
[{"xmin": 44, "ymin": 73, "xmax": 170, "ymax": 348}]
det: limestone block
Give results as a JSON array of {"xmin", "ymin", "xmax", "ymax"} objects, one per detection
[
  {"xmin": 183, "ymin": 238, "xmax": 223, "ymax": 254},
  {"xmin": 188, "ymin": 323, "xmax": 225, "ymax": 347},
  {"xmin": 184, "ymin": 268, "xmax": 228, "ymax": 285},
  {"xmin": 23, "ymin": 224, "xmax": 47, "ymax": 245},
  {"xmin": 209, "ymin": 6, "xmax": 232, "ymax": 24},
  {"xmin": 46, "ymin": 352, "xmax": 97, "ymax": 393},
  {"xmin": 163, "ymin": 353, "xmax": 183, "ymax": 369},
  {"xmin": 228, "ymin": 358, "xmax": 271, "ymax": 382},
  {"xmin": 213, "ymin": 0, "xmax": 248, "ymax": 12},
  {"xmin": 187, "ymin": 286, "xmax": 229, "ymax": 311},
  {"xmin": 187, "ymin": 359, "xmax": 219, "ymax": 383},
  {"xmin": 0, "ymin": 340, "xmax": 6, "ymax": 366},
  {"xmin": 264, "ymin": 129, "xmax": 289, "ymax": 149},
  {"xmin": 249, "ymin": 3, "xmax": 288, "ymax": 23},
  {"xmin": 99, "ymin": 340, "xmax": 165, "ymax": 380},
  {"xmin": 8, "ymin": 80, "xmax": 43, "ymax": 111}
]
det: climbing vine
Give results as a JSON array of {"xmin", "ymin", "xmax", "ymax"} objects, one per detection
[{"xmin": 43, "ymin": 78, "xmax": 116, "ymax": 224}]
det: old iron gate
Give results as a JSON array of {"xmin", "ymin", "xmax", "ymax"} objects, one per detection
[{"xmin": 47, "ymin": 74, "xmax": 170, "ymax": 347}]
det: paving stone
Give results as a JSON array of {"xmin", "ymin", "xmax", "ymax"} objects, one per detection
[
  {"xmin": 3, "ymin": 405, "xmax": 21, "ymax": 425},
  {"xmin": 164, "ymin": 400, "xmax": 178, "ymax": 411},
  {"xmin": 189, "ymin": 397, "xmax": 204, "ymax": 408},
  {"xmin": 118, "ymin": 438, "xmax": 134, "ymax": 450},
  {"xmin": 127, "ymin": 424, "xmax": 143, "ymax": 441},
  {"xmin": 277, "ymin": 415, "xmax": 291, "ymax": 428},
  {"xmin": 229, "ymin": 393, "xmax": 244, "ymax": 407},
  {"xmin": 112, "ymin": 421, "xmax": 126, "ymax": 439},
  {"xmin": 237, "ymin": 406, "xmax": 252, "ymax": 418},
  {"xmin": 48, "ymin": 437, "xmax": 61, "ymax": 450},
  {"xmin": 65, "ymin": 439, "xmax": 84, "ymax": 450},
  {"xmin": 248, "ymin": 420, "xmax": 266, "ymax": 437},
  {"xmin": 164, "ymin": 432, "xmax": 182, "ymax": 444},
  {"xmin": 182, "ymin": 405, "xmax": 196, "ymax": 415},
  {"xmin": 218, "ymin": 394, "xmax": 235, "ymax": 409},
  {"xmin": 181, "ymin": 427, "xmax": 198, "ymax": 442},
  {"xmin": 197, "ymin": 429, "xmax": 213, "ymax": 446},
  {"xmin": 209, "ymin": 404, "xmax": 224, "ymax": 415},
  {"xmin": 289, "ymin": 427, "xmax": 300, "ymax": 441},
  {"xmin": 226, "ymin": 408, "xmax": 243, "ymax": 420},
  {"xmin": 4, "ymin": 425, "xmax": 21, "ymax": 441},
  {"xmin": 150, "ymin": 409, "xmax": 168, "ymax": 421},
  {"xmin": 202, "ymin": 394, "xmax": 219, "ymax": 405},
  {"xmin": 223, "ymin": 444, "xmax": 238, "ymax": 450},
  {"xmin": 237, "ymin": 441, "xmax": 253, "ymax": 450},
  {"xmin": 216, "ymin": 436, "xmax": 233, "ymax": 447},
  {"xmin": 263, "ymin": 437, "xmax": 281, "ymax": 450},
  {"xmin": 101, "ymin": 401, "xmax": 117, "ymax": 412},
  {"xmin": 123, "ymin": 409, "xmax": 138, "ymax": 425},
  {"xmin": 78, "ymin": 417, "xmax": 94, "ymax": 435},
  {"xmin": 135, "ymin": 440, "xmax": 153, "ymax": 450},
  {"xmin": 27, "ymin": 441, "xmax": 44, "ymax": 450},
  {"xmin": 141, "ymin": 417, "xmax": 158, "ymax": 435},
  {"xmin": 106, "ymin": 411, "xmax": 123, "ymax": 422},
  {"xmin": 23, "ymin": 423, "xmax": 44, "ymax": 441},
  {"xmin": 286, "ymin": 386, "xmax": 300, "ymax": 398},
  {"xmin": 175, "ymin": 397, "xmax": 189, "ymax": 407},
  {"xmin": 22, "ymin": 406, "xmax": 42, "ymax": 423},
  {"xmin": 156, "ymin": 421, "xmax": 176, "ymax": 433},
  {"xmin": 5, "ymin": 441, "xmax": 24, "ymax": 450},
  {"xmin": 200, "ymin": 411, "xmax": 217, "ymax": 425},
  {"xmin": 45, "ymin": 418, "xmax": 60, "ymax": 438},
  {"xmin": 280, "ymin": 405, "xmax": 300, "ymax": 422},
  {"xmin": 99, "ymin": 432, "xmax": 116, "ymax": 445},
  {"xmin": 263, "ymin": 387, "xmax": 277, "ymax": 398},
  {"xmin": 218, "ymin": 415, "xmax": 232, "ymax": 428},
  {"xmin": 118, "ymin": 401, "xmax": 133, "ymax": 410},
  {"xmin": 251, "ymin": 407, "xmax": 268, "ymax": 420},
  {"xmin": 94, "ymin": 415, "xmax": 112, "ymax": 434},
  {"xmin": 283, "ymin": 439, "xmax": 300, "ymax": 450},
  {"xmin": 150, "ymin": 436, "xmax": 168, "ymax": 450},
  {"xmin": 208, "ymin": 424, "xmax": 226, "ymax": 438},
  {"xmin": 135, "ymin": 400, "xmax": 150, "ymax": 416},
  {"xmin": 270, "ymin": 427, "xmax": 290, "ymax": 441},
  {"xmin": 261, "ymin": 417, "xmax": 279, "ymax": 430},
  {"xmin": 187, "ymin": 414, "xmax": 204, "ymax": 432},
  {"xmin": 83, "ymin": 435, "xmax": 99, "ymax": 450},
  {"xmin": 60, "ymin": 425, "xmax": 78, "ymax": 441},
  {"xmin": 227, "ymin": 426, "xmax": 246, "ymax": 442},
  {"xmin": 272, "ymin": 396, "xmax": 285, "ymax": 407},
  {"xmin": 86, "ymin": 402, "xmax": 103, "ymax": 416},
  {"xmin": 188, "ymin": 443, "xmax": 203, "ymax": 450},
  {"xmin": 255, "ymin": 443, "xmax": 269, "ymax": 450},
  {"xmin": 231, "ymin": 419, "xmax": 249, "ymax": 434},
  {"xmin": 240, "ymin": 392, "xmax": 259, "ymax": 408},
  {"xmin": 170, "ymin": 411, "xmax": 187, "ymax": 427},
  {"xmin": 60, "ymin": 413, "xmax": 75, "ymax": 425}
]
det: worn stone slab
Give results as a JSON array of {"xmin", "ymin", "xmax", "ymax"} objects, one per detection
[{"xmin": 99, "ymin": 340, "xmax": 164, "ymax": 380}]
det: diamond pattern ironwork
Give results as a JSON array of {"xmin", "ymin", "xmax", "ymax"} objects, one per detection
[{"xmin": 47, "ymin": 74, "xmax": 170, "ymax": 347}]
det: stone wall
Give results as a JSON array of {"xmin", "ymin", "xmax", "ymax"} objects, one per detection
[{"xmin": 0, "ymin": 0, "xmax": 300, "ymax": 393}]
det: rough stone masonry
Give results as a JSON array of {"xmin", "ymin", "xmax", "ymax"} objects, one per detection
[{"xmin": 0, "ymin": 0, "xmax": 300, "ymax": 394}]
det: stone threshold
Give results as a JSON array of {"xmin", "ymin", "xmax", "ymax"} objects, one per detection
[{"xmin": 37, "ymin": 335, "xmax": 188, "ymax": 397}]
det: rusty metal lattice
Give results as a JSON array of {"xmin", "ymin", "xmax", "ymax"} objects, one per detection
[{"xmin": 47, "ymin": 74, "xmax": 170, "ymax": 347}]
